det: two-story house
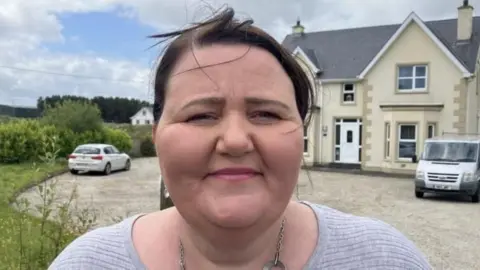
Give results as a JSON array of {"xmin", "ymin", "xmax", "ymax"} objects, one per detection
[
  {"xmin": 283, "ymin": 1, "xmax": 480, "ymax": 174},
  {"xmin": 130, "ymin": 106, "xmax": 154, "ymax": 125}
]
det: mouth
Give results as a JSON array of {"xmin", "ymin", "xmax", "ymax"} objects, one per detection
[{"xmin": 208, "ymin": 167, "xmax": 261, "ymax": 181}]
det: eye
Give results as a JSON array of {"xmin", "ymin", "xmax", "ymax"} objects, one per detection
[
  {"xmin": 185, "ymin": 113, "xmax": 218, "ymax": 123},
  {"xmin": 250, "ymin": 111, "xmax": 281, "ymax": 122}
]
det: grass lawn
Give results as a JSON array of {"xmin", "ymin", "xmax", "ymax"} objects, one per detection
[{"xmin": 0, "ymin": 161, "xmax": 73, "ymax": 270}]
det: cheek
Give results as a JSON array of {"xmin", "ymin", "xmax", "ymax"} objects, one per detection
[
  {"xmin": 155, "ymin": 125, "xmax": 213, "ymax": 181},
  {"xmin": 254, "ymin": 128, "xmax": 304, "ymax": 181}
]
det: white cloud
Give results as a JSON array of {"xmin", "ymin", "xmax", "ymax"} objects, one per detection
[{"xmin": 0, "ymin": 0, "xmax": 477, "ymax": 106}]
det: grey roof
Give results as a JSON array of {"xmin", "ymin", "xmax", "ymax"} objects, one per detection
[
  {"xmin": 282, "ymin": 16, "xmax": 480, "ymax": 80},
  {"xmin": 143, "ymin": 107, "xmax": 153, "ymax": 114}
]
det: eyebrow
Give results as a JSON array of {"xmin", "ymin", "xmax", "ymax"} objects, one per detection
[{"xmin": 180, "ymin": 96, "xmax": 291, "ymax": 111}]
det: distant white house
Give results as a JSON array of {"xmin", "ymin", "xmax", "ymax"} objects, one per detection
[{"xmin": 130, "ymin": 107, "xmax": 154, "ymax": 125}]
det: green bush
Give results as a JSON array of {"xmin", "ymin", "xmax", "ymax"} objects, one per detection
[
  {"xmin": 102, "ymin": 128, "xmax": 133, "ymax": 153},
  {"xmin": 0, "ymin": 119, "xmax": 55, "ymax": 163},
  {"xmin": 40, "ymin": 100, "xmax": 103, "ymax": 134},
  {"xmin": 139, "ymin": 135, "xmax": 156, "ymax": 157},
  {"xmin": 0, "ymin": 119, "xmax": 133, "ymax": 163}
]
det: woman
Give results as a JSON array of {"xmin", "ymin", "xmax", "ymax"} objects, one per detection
[{"xmin": 49, "ymin": 7, "xmax": 432, "ymax": 270}]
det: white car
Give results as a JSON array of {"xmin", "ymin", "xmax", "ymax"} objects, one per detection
[{"xmin": 68, "ymin": 143, "xmax": 131, "ymax": 175}]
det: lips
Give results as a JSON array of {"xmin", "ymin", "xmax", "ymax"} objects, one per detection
[{"xmin": 209, "ymin": 167, "xmax": 260, "ymax": 181}]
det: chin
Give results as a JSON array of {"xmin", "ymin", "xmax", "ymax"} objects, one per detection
[{"xmin": 204, "ymin": 194, "xmax": 268, "ymax": 229}]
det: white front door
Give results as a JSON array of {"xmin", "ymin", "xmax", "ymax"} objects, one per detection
[{"xmin": 340, "ymin": 122, "xmax": 360, "ymax": 163}]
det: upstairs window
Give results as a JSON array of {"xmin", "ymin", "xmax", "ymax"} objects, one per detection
[
  {"xmin": 397, "ymin": 65, "xmax": 427, "ymax": 92},
  {"xmin": 342, "ymin": 83, "xmax": 355, "ymax": 104}
]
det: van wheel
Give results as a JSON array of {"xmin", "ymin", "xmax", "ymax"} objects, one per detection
[
  {"xmin": 415, "ymin": 191, "xmax": 424, "ymax": 198},
  {"xmin": 471, "ymin": 188, "xmax": 479, "ymax": 203},
  {"xmin": 70, "ymin": 169, "xmax": 78, "ymax": 175}
]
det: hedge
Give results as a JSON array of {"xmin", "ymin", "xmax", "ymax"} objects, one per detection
[
  {"xmin": 139, "ymin": 135, "xmax": 156, "ymax": 157},
  {"xmin": 0, "ymin": 119, "xmax": 132, "ymax": 163}
]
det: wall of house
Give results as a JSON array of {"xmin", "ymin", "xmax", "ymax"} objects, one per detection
[
  {"xmin": 131, "ymin": 108, "xmax": 154, "ymax": 125},
  {"xmin": 466, "ymin": 74, "xmax": 478, "ymax": 134},
  {"xmin": 471, "ymin": 48, "xmax": 480, "ymax": 134},
  {"xmin": 362, "ymin": 21, "xmax": 464, "ymax": 173},
  {"xmin": 317, "ymin": 82, "xmax": 364, "ymax": 164}
]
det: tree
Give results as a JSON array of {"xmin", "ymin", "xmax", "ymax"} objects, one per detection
[
  {"xmin": 41, "ymin": 100, "xmax": 103, "ymax": 133},
  {"xmin": 37, "ymin": 95, "xmax": 151, "ymax": 123}
]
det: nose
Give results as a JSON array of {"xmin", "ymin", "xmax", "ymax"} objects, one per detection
[{"xmin": 216, "ymin": 113, "xmax": 254, "ymax": 157}]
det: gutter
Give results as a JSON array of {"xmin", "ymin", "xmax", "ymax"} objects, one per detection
[{"xmin": 321, "ymin": 78, "xmax": 363, "ymax": 84}]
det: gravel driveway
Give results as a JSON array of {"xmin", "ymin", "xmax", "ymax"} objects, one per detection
[{"xmin": 17, "ymin": 158, "xmax": 480, "ymax": 269}]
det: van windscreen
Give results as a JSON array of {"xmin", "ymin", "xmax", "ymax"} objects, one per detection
[{"xmin": 422, "ymin": 142, "xmax": 478, "ymax": 162}]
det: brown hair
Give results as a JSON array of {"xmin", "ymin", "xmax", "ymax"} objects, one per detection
[{"xmin": 150, "ymin": 6, "xmax": 315, "ymax": 126}]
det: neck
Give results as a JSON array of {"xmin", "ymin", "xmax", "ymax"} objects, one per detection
[{"xmin": 177, "ymin": 211, "xmax": 288, "ymax": 268}]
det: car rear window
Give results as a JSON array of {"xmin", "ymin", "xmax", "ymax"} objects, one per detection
[{"xmin": 74, "ymin": 147, "xmax": 101, "ymax": 154}]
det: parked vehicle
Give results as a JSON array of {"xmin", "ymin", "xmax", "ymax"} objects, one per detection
[
  {"xmin": 413, "ymin": 133, "xmax": 480, "ymax": 203},
  {"xmin": 68, "ymin": 143, "xmax": 131, "ymax": 175}
]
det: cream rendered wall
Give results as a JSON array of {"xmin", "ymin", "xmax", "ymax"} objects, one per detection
[
  {"xmin": 467, "ymin": 74, "xmax": 478, "ymax": 134},
  {"xmin": 318, "ymin": 82, "xmax": 363, "ymax": 163},
  {"xmin": 470, "ymin": 48, "xmax": 480, "ymax": 134},
  {"xmin": 362, "ymin": 21, "xmax": 465, "ymax": 173}
]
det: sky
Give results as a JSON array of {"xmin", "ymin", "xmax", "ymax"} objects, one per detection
[{"xmin": 0, "ymin": 0, "xmax": 477, "ymax": 107}]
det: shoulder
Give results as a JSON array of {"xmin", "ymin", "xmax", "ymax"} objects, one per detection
[
  {"xmin": 307, "ymin": 203, "xmax": 432, "ymax": 270},
  {"xmin": 48, "ymin": 215, "xmax": 143, "ymax": 270}
]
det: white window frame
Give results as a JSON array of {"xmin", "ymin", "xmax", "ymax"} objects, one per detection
[
  {"xmin": 385, "ymin": 122, "xmax": 391, "ymax": 158},
  {"xmin": 397, "ymin": 65, "xmax": 427, "ymax": 92},
  {"xmin": 342, "ymin": 83, "xmax": 355, "ymax": 104},
  {"xmin": 397, "ymin": 124, "xmax": 417, "ymax": 160},
  {"xmin": 303, "ymin": 126, "xmax": 309, "ymax": 155},
  {"xmin": 427, "ymin": 123, "xmax": 436, "ymax": 139}
]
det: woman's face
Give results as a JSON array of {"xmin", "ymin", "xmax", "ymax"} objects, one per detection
[{"xmin": 154, "ymin": 44, "xmax": 304, "ymax": 229}]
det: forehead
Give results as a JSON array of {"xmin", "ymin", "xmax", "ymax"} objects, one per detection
[{"xmin": 166, "ymin": 44, "xmax": 293, "ymax": 98}]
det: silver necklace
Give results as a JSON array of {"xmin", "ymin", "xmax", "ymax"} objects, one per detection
[{"xmin": 179, "ymin": 218, "xmax": 287, "ymax": 270}]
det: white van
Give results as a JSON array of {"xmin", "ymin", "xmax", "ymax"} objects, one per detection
[{"xmin": 413, "ymin": 134, "xmax": 480, "ymax": 203}]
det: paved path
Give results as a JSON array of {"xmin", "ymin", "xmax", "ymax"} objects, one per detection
[{"xmin": 17, "ymin": 158, "xmax": 480, "ymax": 270}]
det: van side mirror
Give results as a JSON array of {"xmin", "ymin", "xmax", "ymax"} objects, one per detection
[{"xmin": 411, "ymin": 154, "xmax": 418, "ymax": 163}]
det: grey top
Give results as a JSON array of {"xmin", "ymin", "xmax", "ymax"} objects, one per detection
[{"xmin": 48, "ymin": 201, "xmax": 432, "ymax": 269}]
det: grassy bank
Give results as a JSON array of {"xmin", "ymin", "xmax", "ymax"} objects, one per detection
[
  {"xmin": 106, "ymin": 123, "xmax": 154, "ymax": 157},
  {"xmin": 0, "ymin": 161, "xmax": 73, "ymax": 269},
  {"xmin": 106, "ymin": 123, "xmax": 151, "ymax": 139}
]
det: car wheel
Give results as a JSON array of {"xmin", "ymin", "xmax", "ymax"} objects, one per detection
[
  {"xmin": 415, "ymin": 191, "xmax": 424, "ymax": 198},
  {"xmin": 70, "ymin": 169, "xmax": 78, "ymax": 175},
  {"xmin": 103, "ymin": 163, "xmax": 112, "ymax": 175},
  {"xmin": 124, "ymin": 159, "xmax": 131, "ymax": 171}
]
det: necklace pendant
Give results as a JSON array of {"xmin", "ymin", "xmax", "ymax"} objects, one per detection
[{"xmin": 263, "ymin": 260, "xmax": 286, "ymax": 270}]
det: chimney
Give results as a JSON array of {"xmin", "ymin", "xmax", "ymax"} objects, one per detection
[
  {"xmin": 292, "ymin": 18, "xmax": 305, "ymax": 36},
  {"xmin": 457, "ymin": 0, "xmax": 474, "ymax": 40}
]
